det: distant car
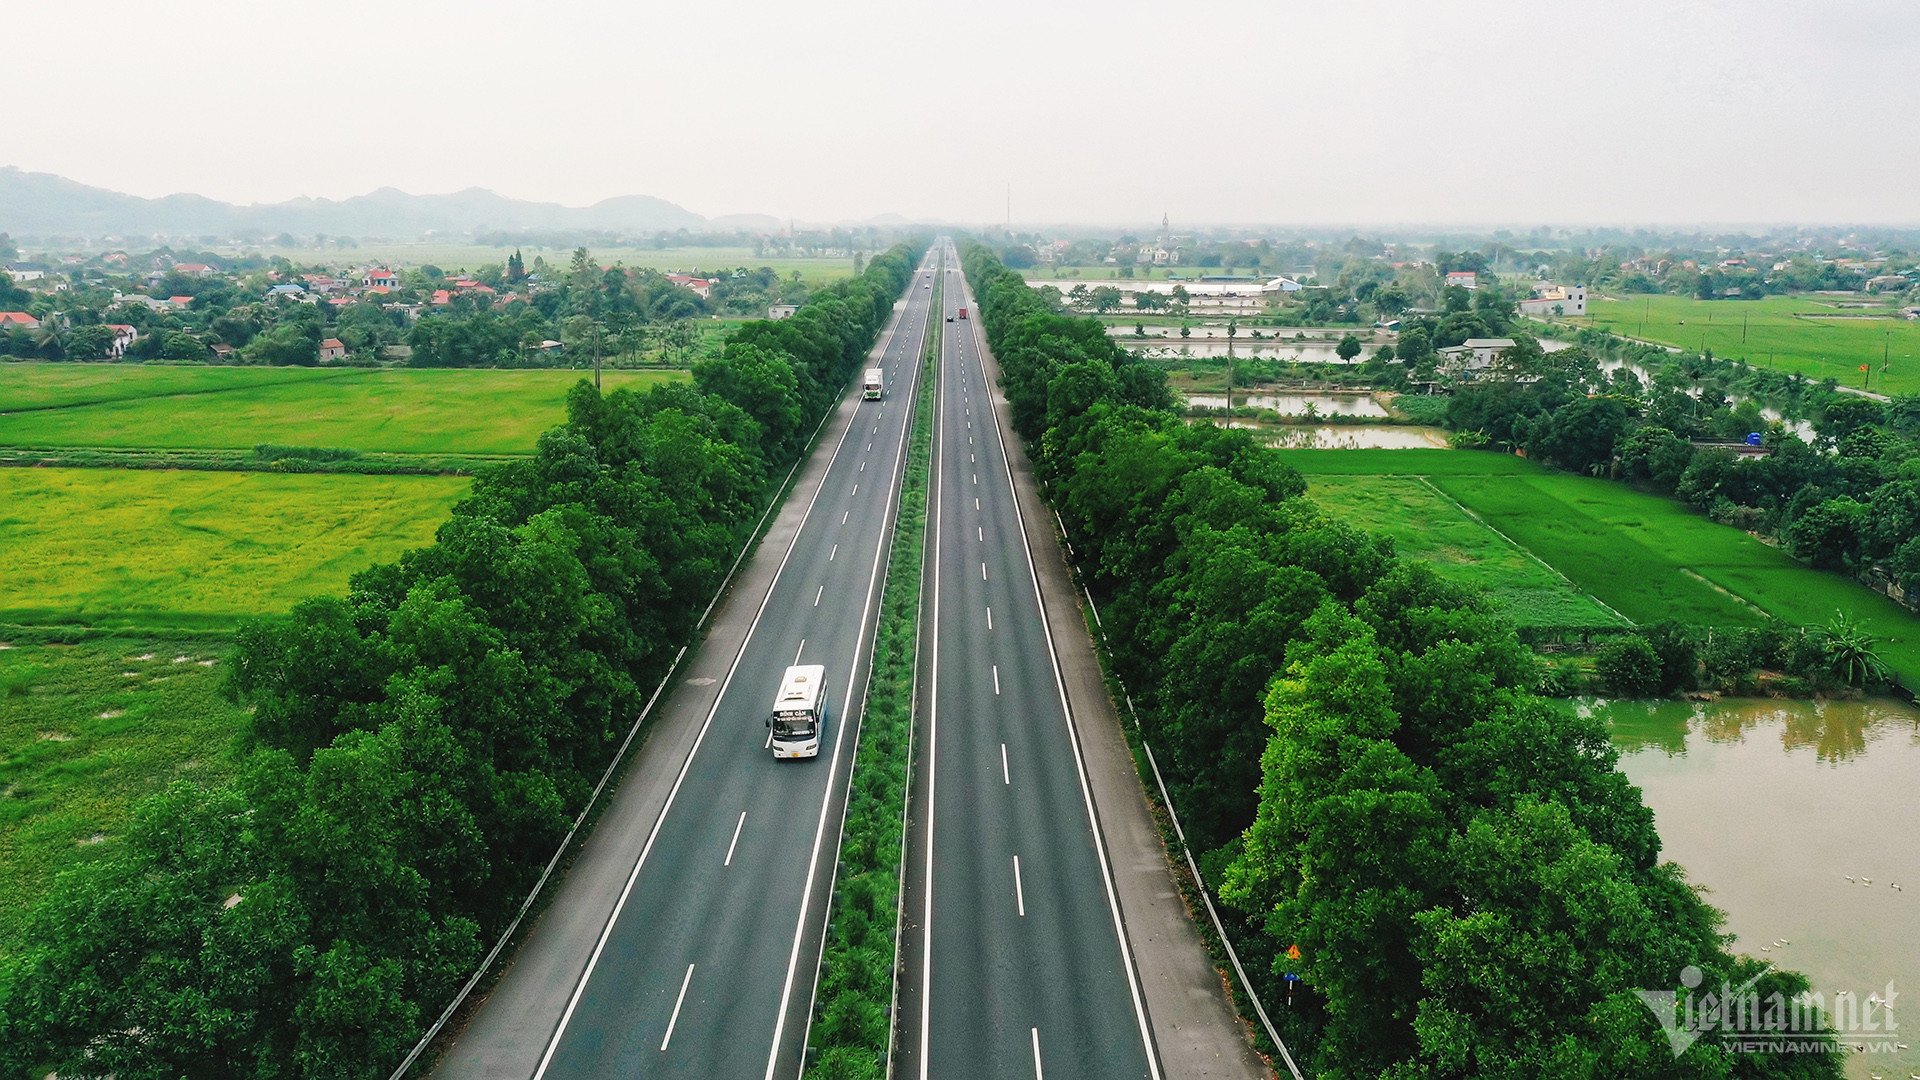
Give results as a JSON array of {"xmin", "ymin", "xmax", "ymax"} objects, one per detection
[
  {"xmin": 924, "ymin": 283, "xmax": 930, "ymax": 289},
  {"xmin": 945, "ymin": 315, "xmax": 955, "ymax": 322}
]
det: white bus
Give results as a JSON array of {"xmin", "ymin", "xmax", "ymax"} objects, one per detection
[
  {"xmin": 862, "ymin": 368, "xmax": 883, "ymax": 400},
  {"xmin": 768, "ymin": 664, "xmax": 826, "ymax": 759}
]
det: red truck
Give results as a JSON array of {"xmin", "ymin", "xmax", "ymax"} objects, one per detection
[{"xmin": 957, "ymin": 307, "xmax": 968, "ymax": 320}]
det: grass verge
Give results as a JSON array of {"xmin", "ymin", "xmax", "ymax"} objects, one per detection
[{"xmin": 805, "ymin": 270, "xmax": 938, "ymax": 1078}]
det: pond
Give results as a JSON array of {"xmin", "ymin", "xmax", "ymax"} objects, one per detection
[
  {"xmin": 1184, "ymin": 391, "xmax": 1390, "ymax": 417},
  {"xmin": 1597, "ymin": 696, "xmax": 1920, "ymax": 1078},
  {"xmin": 1127, "ymin": 340, "xmax": 1363, "ymax": 362},
  {"xmin": 1207, "ymin": 420, "xmax": 1449, "ymax": 448}
]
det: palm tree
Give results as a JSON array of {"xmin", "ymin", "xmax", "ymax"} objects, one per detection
[
  {"xmin": 32, "ymin": 322, "xmax": 67, "ymax": 359},
  {"xmin": 1821, "ymin": 612, "xmax": 1889, "ymax": 689}
]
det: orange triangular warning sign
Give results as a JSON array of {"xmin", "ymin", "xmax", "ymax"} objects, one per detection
[{"xmin": 1286, "ymin": 944, "xmax": 1302, "ymax": 961}]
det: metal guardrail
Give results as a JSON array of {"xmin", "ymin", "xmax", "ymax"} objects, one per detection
[{"xmin": 1061, "ymin": 507, "xmax": 1308, "ymax": 1080}]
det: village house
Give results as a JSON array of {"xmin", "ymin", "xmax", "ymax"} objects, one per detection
[
  {"xmin": 1438, "ymin": 337, "xmax": 1517, "ymax": 375},
  {"xmin": 319, "ymin": 337, "xmax": 347, "ymax": 362},
  {"xmin": 167, "ymin": 295, "xmax": 194, "ymax": 311},
  {"xmin": 112, "ymin": 292, "xmax": 173, "ymax": 314},
  {"xmin": 362, "ymin": 268, "xmax": 400, "ymax": 289},
  {"xmin": 767, "ymin": 303, "xmax": 799, "ymax": 320},
  {"xmin": 1260, "ymin": 276, "xmax": 1305, "ymax": 294},
  {"xmin": 666, "ymin": 273, "xmax": 714, "ymax": 300},
  {"xmin": 1517, "ymin": 284, "xmax": 1587, "ymax": 317},
  {"xmin": 106, "ymin": 324, "xmax": 139, "ymax": 358},
  {"xmin": 1865, "ymin": 274, "xmax": 1910, "ymax": 293},
  {"xmin": 266, "ymin": 282, "xmax": 307, "ymax": 299},
  {"xmin": 4, "ymin": 264, "xmax": 46, "ymax": 283},
  {"xmin": 0, "ymin": 311, "xmax": 42, "ymax": 331},
  {"xmin": 1444, "ymin": 270, "xmax": 1478, "ymax": 290},
  {"xmin": 171, "ymin": 262, "xmax": 215, "ymax": 276}
]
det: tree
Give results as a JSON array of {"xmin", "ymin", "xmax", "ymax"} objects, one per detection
[
  {"xmin": 1786, "ymin": 497, "xmax": 1867, "ymax": 570},
  {"xmin": 1335, "ymin": 333, "xmax": 1362, "ymax": 362},
  {"xmin": 1595, "ymin": 635, "xmax": 1662, "ymax": 696},
  {"xmin": 1089, "ymin": 286, "xmax": 1123, "ymax": 313},
  {"xmin": 1616, "ymin": 426, "xmax": 1693, "ymax": 492},
  {"xmin": 1529, "ymin": 395, "xmax": 1628, "ymax": 475},
  {"xmin": 1396, "ymin": 326, "xmax": 1432, "ymax": 364},
  {"xmin": 65, "ymin": 324, "xmax": 121, "ymax": 360},
  {"xmin": 506, "ymin": 249, "xmax": 526, "ymax": 284}
]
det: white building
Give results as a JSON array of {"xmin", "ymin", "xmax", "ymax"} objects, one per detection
[
  {"xmin": 1438, "ymin": 337, "xmax": 1517, "ymax": 373},
  {"xmin": 767, "ymin": 304, "xmax": 799, "ymax": 320},
  {"xmin": 1517, "ymin": 284, "xmax": 1587, "ymax": 317}
]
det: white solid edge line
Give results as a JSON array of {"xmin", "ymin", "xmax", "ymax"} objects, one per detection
[
  {"xmin": 530, "ymin": 262, "xmax": 892, "ymax": 1080},
  {"xmin": 661, "ymin": 964, "xmax": 695, "ymax": 1051},
  {"xmin": 969, "ymin": 280, "xmax": 1164, "ymax": 1079},
  {"xmin": 1032, "ymin": 1027, "xmax": 1044, "ymax": 1080},
  {"xmin": 725, "ymin": 811, "xmax": 747, "ymax": 867},
  {"xmin": 773, "ymin": 255, "xmax": 936, "ymax": 1080}
]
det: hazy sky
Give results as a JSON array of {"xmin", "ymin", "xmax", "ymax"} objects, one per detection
[{"xmin": 10, "ymin": 0, "xmax": 1917, "ymax": 226}]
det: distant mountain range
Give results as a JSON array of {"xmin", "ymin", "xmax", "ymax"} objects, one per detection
[{"xmin": 0, "ymin": 167, "xmax": 785, "ymax": 239}]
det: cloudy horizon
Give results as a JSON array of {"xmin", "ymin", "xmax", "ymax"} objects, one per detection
[{"xmin": 8, "ymin": 0, "xmax": 1917, "ymax": 227}]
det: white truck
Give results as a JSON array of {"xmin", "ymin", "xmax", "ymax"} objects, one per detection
[
  {"xmin": 768, "ymin": 664, "xmax": 826, "ymax": 759},
  {"xmin": 862, "ymin": 368, "xmax": 883, "ymax": 401}
]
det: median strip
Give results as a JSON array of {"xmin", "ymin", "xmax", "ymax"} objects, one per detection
[{"xmin": 804, "ymin": 265, "xmax": 940, "ymax": 1077}]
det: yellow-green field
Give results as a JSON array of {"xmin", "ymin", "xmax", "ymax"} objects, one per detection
[
  {"xmin": 1, "ymin": 365, "xmax": 683, "ymax": 455},
  {"xmin": 0, "ymin": 468, "xmax": 467, "ymax": 631},
  {"xmin": 1570, "ymin": 293, "xmax": 1920, "ymax": 396}
]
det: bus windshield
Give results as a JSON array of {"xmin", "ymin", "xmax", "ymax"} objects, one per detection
[{"xmin": 772, "ymin": 711, "xmax": 816, "ymax": 739}]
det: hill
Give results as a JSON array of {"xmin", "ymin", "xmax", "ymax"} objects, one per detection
[{"xmin": 0, "ymin": 166, "xmax": 724, "ymax": 239}]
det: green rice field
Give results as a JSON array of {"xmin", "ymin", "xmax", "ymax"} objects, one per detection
[
  {"xmin": 0, "ymin": 364, "xmax": 683, "ymax": 455},
  {"xmin": 1288, "ymin": 448, "xmax": 1920, "ymax": 681},
  {"xmin": 1573, "ymin": 293, "xmax": 1920, "ymax": 396},
  {"xmin": 0, "ymin": 468, "xmax": 467, "ymax": 631}
]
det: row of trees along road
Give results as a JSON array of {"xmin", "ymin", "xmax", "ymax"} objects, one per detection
[
  {"xmin": 959, "ymin": 243, "xmax": 1839, "ymax": 1078},
  {"xmin": 0, "ymin": 245, "xmax": 923, "ymax": 1078}
]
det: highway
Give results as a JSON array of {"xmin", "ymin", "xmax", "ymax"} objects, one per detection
[
  {"xmin": 434, "ymin": 248, "xmax": 939, "ymax": 1079},
  {"xmin": 899, "ymin": 243, "xmax": 1160, "ymax": 1079}
]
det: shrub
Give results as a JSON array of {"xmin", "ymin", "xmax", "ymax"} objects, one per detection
[{"xmin": 1595, "ymin": 634, "xmax": 1663, "ymax": 696}]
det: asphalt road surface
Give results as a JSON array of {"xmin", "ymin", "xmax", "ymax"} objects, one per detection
[
  {"xmin": 434, "ymin": 249, "xmax": 939, "ymax": 1079},
  {"xmin": 898, "ymin": 243, "xmax": 1159, "ymax": 1080}
]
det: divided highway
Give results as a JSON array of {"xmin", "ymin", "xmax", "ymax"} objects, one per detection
[
  {"xmin": 434, "ymin": 250, "xmax": 939, "ymax": 1079},
  {"xmin": 900, "ymin": 244, "xmax": 1160, "ymax": 1079}
]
